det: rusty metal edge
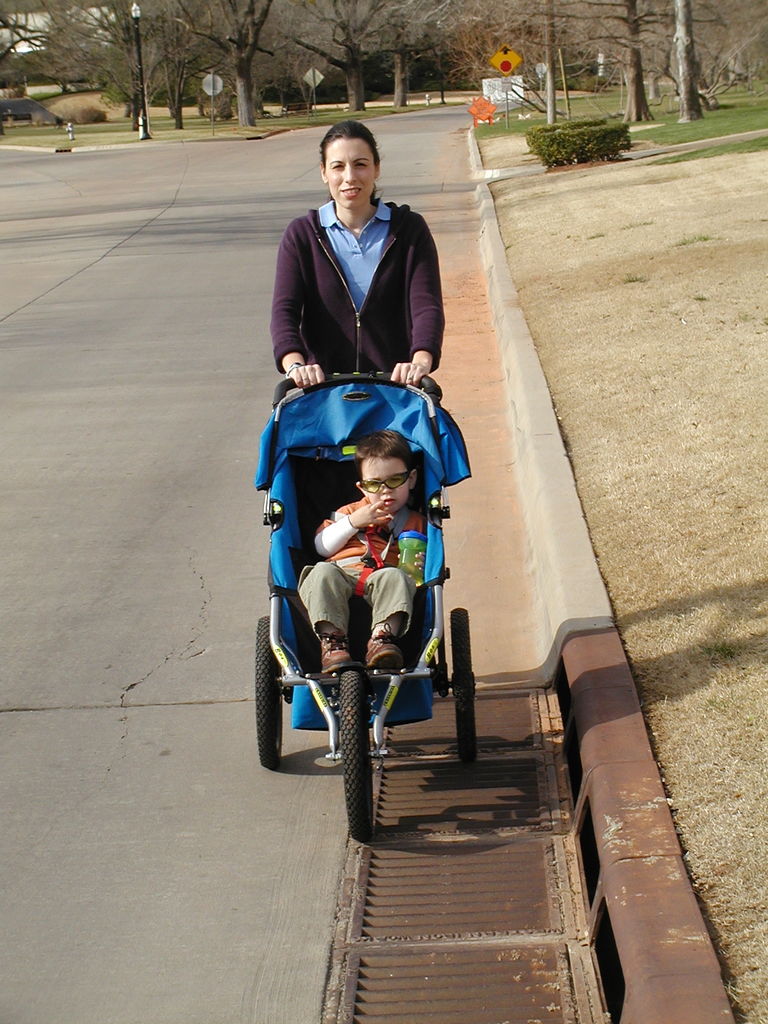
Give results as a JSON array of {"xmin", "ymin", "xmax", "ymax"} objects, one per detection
[{"xmin": 561, "ymin": 627, "xmax": 735, "ymax": 1024}]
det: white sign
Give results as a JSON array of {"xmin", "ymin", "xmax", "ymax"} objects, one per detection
[
  {"xmin": 535, "ymin": 63, "xmax": 547, "ymax": 80},
  {"xmin": 202, "ymin": 74, "xmax": 223, "ymax": 97},
  {"xmin": 482, "ymin": 77, "xmax": 525, "ymax": 107},
  {"xmin": 304, "ymin": 68, "xmax": 324, "ymax": 88}
]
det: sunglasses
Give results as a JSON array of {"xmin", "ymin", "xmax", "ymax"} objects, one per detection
[{"xmin": 358, "ymin": 471, "xmax": 410, "ymax": 494}]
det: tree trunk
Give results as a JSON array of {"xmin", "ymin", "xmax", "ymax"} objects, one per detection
[
  {"xmin": 623, "ymin": 46, "xmax": 653, "ymax": 121},
  {"xmin": 235, "ymin": 55, "xmax": 256, "ymax": 125},
  {"xmin": 393, "ymin": 50, "xmax": 408, "ymax": 107},
  {"xmin": 674, "ymin": 0, "xmax": 703, "ymax": 122},
  {"xmin": 345, "ymin": 61, "xmax": 365, "ymax": 111},
  {"xmin": 544, "ymin": 0, "xmax": 556, "ymax": 124},
  {"xmin": 166, "ymin": 67, "xmax": 185, "ymax": 129}
]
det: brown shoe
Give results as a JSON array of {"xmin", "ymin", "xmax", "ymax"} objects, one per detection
[
  {"xmin": 366, "ymin": 629, "xmax": 403, "ymax": 670},
  {"xmin": 319, "ymin": 632, "xmax": 352, "ymax": 672}
]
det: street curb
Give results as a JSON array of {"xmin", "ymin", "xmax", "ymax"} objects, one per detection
[
  {"xmin": 466, "ymin": 130, "xmax": 613, "ymax": 684},
  {"xmin": 559, "ymin": 629, "xmax": 735, "ymax": 1023},
  {"xmin": 466, "ymin": 130, "xmax": 735, "ymax": 1023}
]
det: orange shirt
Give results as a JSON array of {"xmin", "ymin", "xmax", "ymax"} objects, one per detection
[{"xmin": 318, "ymin": 499, "xmax": 426, "ymax": 571}]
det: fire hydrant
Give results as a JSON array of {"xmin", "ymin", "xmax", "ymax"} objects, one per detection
[{"xmin": 66, "ymin": 121, "xmax": 75, "ymax": 141}]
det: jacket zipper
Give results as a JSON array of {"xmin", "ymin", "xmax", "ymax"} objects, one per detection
[{"xmin": 315, "ymin": 227, "xmax": 397, "ymax": 373}]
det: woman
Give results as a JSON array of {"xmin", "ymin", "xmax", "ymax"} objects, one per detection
[{"xmin": 270, "ymin": 120, "xmax": 444, "ymax": 388}]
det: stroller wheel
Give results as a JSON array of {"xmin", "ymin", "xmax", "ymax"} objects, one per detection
[
  {"xmin": 339, "ymin": 669, "xmax": 374, "ymax": 843},
  {"xmin": 450, "ymin": 607, "xmax": 477, "ymax": 763},
  {"xmin": 255, "ymin": 615, "xmax": 283, "ymax": 770}
]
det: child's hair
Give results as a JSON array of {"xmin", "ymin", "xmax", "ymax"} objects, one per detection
[{"xmin": 354, "ymin": 430, "xmax": 414, "ymax": 476}]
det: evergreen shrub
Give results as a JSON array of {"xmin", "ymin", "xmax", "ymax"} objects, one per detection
[{"xmin": 526, "ymin": 119, "xmax": 631, "ymax": 167}]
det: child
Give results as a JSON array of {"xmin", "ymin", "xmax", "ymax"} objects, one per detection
[{"xmin": 298, "ymin": 429, "xmax": 426, "ymax": 671}]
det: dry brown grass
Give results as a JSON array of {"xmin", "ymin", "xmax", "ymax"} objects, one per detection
[
  {"xmin": 480, "ymin": 133, "xmax": 768, "ymax": 1023},
  {"xmin": 45, "ymin": 91, "xmax": 116, "ymax": 123}
]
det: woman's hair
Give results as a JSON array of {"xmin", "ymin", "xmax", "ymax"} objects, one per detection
[
  {"xmin": 319, "ymin": 120, "xmax": 381, "ymax": 167},
  {"xmin": 354, "ymin": 430, "xmax": 413, "ymax": 475}
]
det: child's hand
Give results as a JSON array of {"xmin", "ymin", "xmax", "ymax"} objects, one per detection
[{"xmin": 350, "ymin": 499, "xmax": 393, "ymax": 530}]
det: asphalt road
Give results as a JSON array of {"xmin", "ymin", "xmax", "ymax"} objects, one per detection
[{"xmin": 1, "ymin": 107, "xmax": 505, "ymax": 1024}]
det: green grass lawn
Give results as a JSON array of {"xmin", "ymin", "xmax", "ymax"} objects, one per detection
[
  {"xmin": 476, "ymin": 85, "xmax": 768, "ymax": 147},
  {"xmin": 3, "ymin": 87, "xmax": 765, "ymax": 152},
  {"xmin": 654, "ymin": 134, "xmax": 768, "ymax": 162},
  {"xmin": 0, "ymin": 101, "xmax": 454, "ymax": 149}
]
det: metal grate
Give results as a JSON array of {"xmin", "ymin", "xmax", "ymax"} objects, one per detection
[
  {"xmin": 390, "ymin": 690, "xmax": 539, "ymax": 757},
  {"xmin": 323, "ymin": 687, "xmax": 601, "ymax": 1024},
  {"xmin": 375, "ymin": 757, "xmax": 549, "ymax": 834},
  {"xmin": 345, "ymin": 944, "xmax": 570, "ymax": 1024},
  {"xmin": 356, "ymin": 836, "xmax": 561, "ymax": 940}
]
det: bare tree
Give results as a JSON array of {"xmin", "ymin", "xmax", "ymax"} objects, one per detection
[
  {"xmin": 1, "ymin": 8, "xmax": 47, "ymax": 64},
  {"xmin": 23, "ymin": 3, "xmax": 110, "ymax": 94},
  {"xmin": 291, "ymin": 0, "xmax": 390, "ymax": 111},
  {"xmin": 691, "ymin": 0, "xmax": 768, "ymax": 105},
  {"xmin": 378, "ymin": 0, "xmax": 456, "ymax": 107},
  {"xmin": 445, "ymin": 1, "xmax": 546, "ymax": 88},
  {"xmin": 0, "ymin": 3, "xmax": 49, "ymax": 138},
  {"xmin": 152, "ymin": 0, "xmax": 212, "ymax": 127},
  {"xmin": 178, "ymin": 0, "xmax": 275, "ymax": 125},
  {"xmin": 260, "ymin": 37, "xmax": 326, "ymax": 113},
  {"xmin": 32, "ymin": 1, "xmax": 150, "ymax": 127},
  {"xmin": 564, "ymin": 0, "xmax": 663, "ymax": 121},
  {"xmin": 674, "ymin": 0, "xmax": 702, "ymax": 119}
]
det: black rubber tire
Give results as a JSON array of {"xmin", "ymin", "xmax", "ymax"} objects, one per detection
[
  {"xmin": 450, "ymin": 607, "xmax": 477, "ymax": 763},
  {"xmin": 339, "ymin": 669, "xmax": 374, "ymax": 843},
  {"xmin": 255, "ymin": 615, "xmax": 283, "ymax": 770}
]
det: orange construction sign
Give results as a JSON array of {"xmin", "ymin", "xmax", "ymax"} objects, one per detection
[
  {"xmin": 467, "ymin": 96, "xmax": 497, "ymax": 127},
  {"xmin": 489, "ymin": 46, "xmax": 522, "ymax": 76}
]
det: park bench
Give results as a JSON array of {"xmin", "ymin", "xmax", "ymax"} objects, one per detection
[{"xmin": 281, "ymin": 102, "xmax": 310, "ymax": 116}]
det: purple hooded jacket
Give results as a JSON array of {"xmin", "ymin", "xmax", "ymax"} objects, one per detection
[{"xmin": 270, "ymin": 202, "xmax": 444, "ymax": 374}]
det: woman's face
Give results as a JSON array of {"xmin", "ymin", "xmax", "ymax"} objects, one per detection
[{"xmin": 320, "ymin": 137, "xmax": 380, "ymax": 217}]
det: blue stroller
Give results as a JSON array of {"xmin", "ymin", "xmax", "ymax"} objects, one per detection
[{"xmin": 254, "ymin": 375, "xmax": 476, "ymax": 842}]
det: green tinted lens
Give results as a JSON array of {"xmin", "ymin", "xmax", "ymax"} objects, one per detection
[{"xmin": 360, "ymin": 471, "xmax": 409, "ymax": 493}]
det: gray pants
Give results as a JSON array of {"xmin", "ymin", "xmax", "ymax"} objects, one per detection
[{"xmin": 298, "ymin": 561, "xmax": 416, "ymax": 635}]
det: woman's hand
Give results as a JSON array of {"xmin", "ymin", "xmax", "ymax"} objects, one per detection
[
  {"xmin": 391, "ymin": 360, "xmax": 431, "ymax": 386},
  {"xmin": 285, "ymin": 362, "xmax": 325, "ymax": 388}
]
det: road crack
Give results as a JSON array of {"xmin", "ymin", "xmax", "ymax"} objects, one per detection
[{"xmin": 119, "ymin": 549, "xmax": 212, "ymax": 711}]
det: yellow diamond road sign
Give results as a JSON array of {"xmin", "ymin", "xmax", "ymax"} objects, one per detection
[{"xmin": 489, "ymin": 46, "xmax": 522, "ymax": 76}]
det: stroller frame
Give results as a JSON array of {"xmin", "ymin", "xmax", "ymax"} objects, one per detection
[{"xmin": 255, "ymin": 374, "xmax": 477, "ymax": 842}]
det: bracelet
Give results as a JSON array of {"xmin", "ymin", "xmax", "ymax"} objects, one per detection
[{"xmin": 284, "ymin": 361, "xmax": 305, "ymax": 378}]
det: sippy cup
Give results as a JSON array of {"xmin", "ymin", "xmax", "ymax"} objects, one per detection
[{"xmin": 397, "ymin": 531, "xmax": 427, "ymax": 585}]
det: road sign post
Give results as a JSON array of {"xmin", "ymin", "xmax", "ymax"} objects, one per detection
[
  {"xmin": 303, "ymin": 68, "xmax": 324, "ymax": 116},
  {"xmin": 488, "ymin": 46, "xmax": 523, "ymax": 127},
  {"xmin": 202, "ymin": 73, "xmax": 224, "ymax": 135}
]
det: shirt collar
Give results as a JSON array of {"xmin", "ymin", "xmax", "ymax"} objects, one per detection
[{"xmin": 319, "ymin": 199, "xmax": 391, "ymax": 229}]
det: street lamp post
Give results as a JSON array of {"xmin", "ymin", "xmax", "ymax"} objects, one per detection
[{"xmin": 130, "ymin": 3, "xmax": 151, "ymax": 140}]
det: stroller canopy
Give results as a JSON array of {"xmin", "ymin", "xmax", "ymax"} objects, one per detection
[{"xmin": 256, "ymin": 378, "xmax": 470, "ymax": 494}]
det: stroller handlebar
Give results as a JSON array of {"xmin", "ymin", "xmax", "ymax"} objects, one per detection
[{"xmin": 272, "ymin": 372, "xmax": 442, "ymax": 407}]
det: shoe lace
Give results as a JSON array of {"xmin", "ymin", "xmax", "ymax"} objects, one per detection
[{"xmin": 322, "ymin": 633, "xmax": 348, "ymax": 651}]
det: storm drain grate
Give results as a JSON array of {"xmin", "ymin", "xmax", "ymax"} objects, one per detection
[
  {"xmin": 343, "ymin": 944, "xmax": 570, "ymax": 1024},
  {"xmin": 375, "ymin": 756, "xmax": 549, "ymax": 834},
  {"xmin": 391, "ymin": 690, "xmax": 540, "ymax": 756},
  {"xmin": 323, "ymin": 688, "xmax": 601, "ymax": 1024},
  {"xmin": 355, "ymin": 835, "xmax": 561, "ymax": 940}
]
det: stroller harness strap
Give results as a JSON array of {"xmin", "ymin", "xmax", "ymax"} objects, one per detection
[{"xmin": 354, "ymin": 527, "xmax": 394, "ymax": 596}]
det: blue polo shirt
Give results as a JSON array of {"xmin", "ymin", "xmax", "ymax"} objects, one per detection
[{"xmin": 319, "ymin": 199, "xmax": 391, "ymax": 310}]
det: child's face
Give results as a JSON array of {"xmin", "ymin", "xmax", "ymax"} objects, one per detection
[{"xmin": 357, "ymin": 456, "xmax": 416, "ymax": 516}]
